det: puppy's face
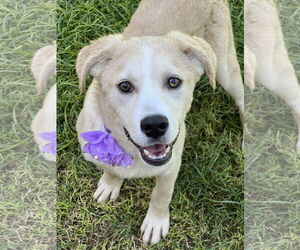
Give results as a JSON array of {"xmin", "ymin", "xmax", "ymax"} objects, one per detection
[{"xmin": 77, "ymin": 32, "xmax": 216, "ymax": 166}]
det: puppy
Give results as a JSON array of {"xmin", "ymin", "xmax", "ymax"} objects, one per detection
[
  {"xmin": 245, "ymin": 0, "xmax": 300, "ymax": 153},
  {"xmin": 76, "ymin": 0, "xmax": 243, "ymax": 244},
  {"xmin": 31, "ymin": 44, "xmax": 57, "ymax": 162}
]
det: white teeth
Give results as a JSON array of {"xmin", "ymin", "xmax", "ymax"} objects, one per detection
[
  {"xmin": 142, "ymin": 145, "xmax": 171, "ymax": 160},
  {"xmin": 143, "ymin": 150, "xmax": 168, "ymax": 160}
]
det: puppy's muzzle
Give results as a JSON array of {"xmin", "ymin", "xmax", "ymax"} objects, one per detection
[{"xmin": 124, "ymin": 126, "xmax": 179, "ymax": 167}]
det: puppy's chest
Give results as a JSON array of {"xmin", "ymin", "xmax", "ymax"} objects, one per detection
[{"xmin": 103, "ymin": 160, "xmax": 170, "ymax": 179}]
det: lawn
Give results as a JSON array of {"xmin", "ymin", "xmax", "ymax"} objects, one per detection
[
  {"xmin": 1, "ymin": 0, "xmax": 298, "ymax": 248},
  {"xmin": 57, "ymin": 0, "xmax": 244, "ymax": 249},
  {"xmin": 0, "ymin": 0, "xmax": 56, "ymax": 249}
]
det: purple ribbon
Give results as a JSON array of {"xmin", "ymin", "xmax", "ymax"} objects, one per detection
[
  {"xmin": 38, "ymin": 131, "xmax": 56, "ymax": 154},
  {"xmin": 80, "ymin": 129, "xmax": 133, "ymax": 168}
]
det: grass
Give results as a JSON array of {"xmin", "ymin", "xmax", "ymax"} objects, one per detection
[
  {"xmin": 0, "ymin": 0, "xmax": 56, "ymax": 249},
  {"xmin": 57, "ymin": 0, "xmax": 244, "ymax": 249},
  {"xmin": 1, "ymin": 0, "xmax": 298, "ymax": 248},
  {"xmin": 244, "ymin": 1, "xmax": 300, "ymax": 249}
]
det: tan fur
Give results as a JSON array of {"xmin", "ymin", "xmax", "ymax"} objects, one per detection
[
  {"xmin": 31, "ymin": 45, "xmax": 56, "ymax": 162},
  {"xmin": 245, "ymin": 0, "xmax": 300, "ymax": 153},
  {"xmin": 77, "ymin": 34, "xmax": 123, "ymax": 92},
  {"xmin": 76, "ymin": 0, "xmax": 243, "ymax": 245},
  {"xmin": 168, "ymin": 31, "xmax": 217, "ymax": 88},
  {"xmin": 31, "ymin": 44, "xmax": 56, "ymax": 93},
  {"xmin": 244, "ymin": 44, "xmax": 256, "ymax": 89}
]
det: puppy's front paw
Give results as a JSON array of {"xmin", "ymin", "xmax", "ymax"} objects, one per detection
[
  {"xmin": 141, "ymin": 209, "xmax": 169, "ymax": 245},
  {"xmin": 93, "ymin": 175, "xmax": 123, "ymax": 203}
]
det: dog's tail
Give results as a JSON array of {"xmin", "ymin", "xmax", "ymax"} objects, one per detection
[{"xmin": 31, "ymin": 43, "xmax": 56, "ymax": 93}]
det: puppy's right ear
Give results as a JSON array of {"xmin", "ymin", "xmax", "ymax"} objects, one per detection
[{"xmin": 76, "ymin": 34, "xmax": 123, "ymax": 92}]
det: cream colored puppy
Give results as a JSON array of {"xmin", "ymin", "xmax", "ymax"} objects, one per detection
[
  {"xmin": 76, "ymin": 0, "xmax": 243, "ymax": 245},
  {"xmin": 245, "ymin": 0, "xmax": 300, "ymax": 153},
  {"xmin": 31, "ymin": 45, "xmax": 56, "ymax": 162}
]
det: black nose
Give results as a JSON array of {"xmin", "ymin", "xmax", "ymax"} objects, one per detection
[{"xmin": 141, "ymin": 115, "xmax": 169, "ymax": 139}]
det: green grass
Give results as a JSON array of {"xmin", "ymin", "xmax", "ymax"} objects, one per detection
[
  {"xmin": 244, "ymin": 1, "xmax": 300, "ymax": 249},
  {"xmin": 0, "ymin": 0, "xmax": 56, "ymax": 249},
  {"xmin": 2, "ymin": 0, "xmax": 298, "ymax": 248},
  {"xmin": 57, "ymin": 0, "xmax": 243, "ymax": 249}
]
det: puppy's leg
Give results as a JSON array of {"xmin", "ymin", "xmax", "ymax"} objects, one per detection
[
  {"xmin": 93, "ymin": 171, "xmax": 123, "ymax": 203},
  {"xmin": 255, "ymin": 51, "xmax": 300, "ymax": 153},
  {"xmin": 204, "ymin": 2, "xmax": 244, "ymax": 116},
  {"xmin": 245, "ymin": 0, "xmax": 300, "ymax": 153},
  {"xmin": 216, "ymin": 47, "xmax": 244, "ymax": 117},
  {"xmin": 293, "ymin": 112, "xmax": 300, "ymax": 153},
  {"xmin": 141, "ymin": 170, "xmax": 178, "ymax": 245},
  {"xmin": 244, "ymin": 45, "xmax": 257, "ymax": 90}
]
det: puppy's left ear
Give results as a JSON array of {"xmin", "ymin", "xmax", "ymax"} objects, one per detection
[
  {"xmin": 168, "ymin": 31, "xmax": 217, "ymax": 89},
  {"xmin": 31, "ymin": 44, "xmax": 56, "ymax": 93}
]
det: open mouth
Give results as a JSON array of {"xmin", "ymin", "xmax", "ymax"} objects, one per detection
[{"xmin": 124, "ymin": 128, "xmax": 179, "ymax": 167}]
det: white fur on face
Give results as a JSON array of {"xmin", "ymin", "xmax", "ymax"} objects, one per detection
[
  {"xmin": 101, "ymin": 38, "xmax": 197, "ymax": 147},
  {"xmin": 131, "ymin": 45, "xmax": 178, "ymax": 146}
]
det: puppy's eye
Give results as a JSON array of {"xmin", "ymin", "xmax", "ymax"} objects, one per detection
[
  {"xmin": 167, "ymin": 77, "xmax": 182, "ymax": 89},
  {"xmin": 118, "ymin": 81, "xmax": 134, "ymax": 93}
]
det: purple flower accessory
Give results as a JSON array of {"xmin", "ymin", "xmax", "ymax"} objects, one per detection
[
  {"xmin": 80, "ymin": 128, "xmax": 133, "ymax": 168},
  {"xmin": 38, "ymin": 131, "xmax": 56, "ymax": 155}
]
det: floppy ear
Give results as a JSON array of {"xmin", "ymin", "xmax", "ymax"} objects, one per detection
[
  {"xmin": 76, "ymin": 34, "xmax": 123, "ymax": 92},
  {"xmin": 168, "ymin": 31, "xmax": 217, "ymax": 89},
  {"xmin": 31, "ymin": 44, "xmax": 56, "ymax": 93}
]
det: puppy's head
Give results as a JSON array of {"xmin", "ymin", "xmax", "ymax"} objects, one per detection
[{"xmin": 77, "ymin": 31, "xmax": 216, "ymax": 167}]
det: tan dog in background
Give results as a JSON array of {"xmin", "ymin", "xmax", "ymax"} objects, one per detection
[
  {"xmin": 245, "ymin": 0, "xmax": 300, "ymax": 153},
  {"xmin": 31, "ymin": 44, "xmax": 56, "ymax": 162},
  {"xmin": 76, "ymin": 0, "xmax": 243, "ymax": 244}
]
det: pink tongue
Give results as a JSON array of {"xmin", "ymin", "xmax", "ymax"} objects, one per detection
[{"xmin": 145, "ymin": 144, "xmax": 166, "ymax": 155}]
